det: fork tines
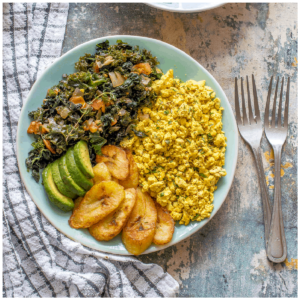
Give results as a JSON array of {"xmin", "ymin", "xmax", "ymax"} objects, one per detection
[
  {"xmin": 264, "ymin": 76, "xmax": 290, "ymax": 129},
  {"xmin": 235, "ymin": 75, "xmax": 261, "ymax": 126}
]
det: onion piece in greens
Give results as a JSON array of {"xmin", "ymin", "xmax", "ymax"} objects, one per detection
[
  {"xmin": 118, "ymin": 108, "xmax": 127, "ymax": 116},
  {"xmin": 56, "ymin": 106, "xmax": 71, "ymax": 119},
  {"xmin": 109, "ymin": 71, "xmax": 125, "ymax": 87},
  {"xmin": 141, "ymin": 75, "xmax": 151, "ymax": 86},
  {"xmin": 72, "ymin": 88, "xmax": 84, "ymax": 97}
]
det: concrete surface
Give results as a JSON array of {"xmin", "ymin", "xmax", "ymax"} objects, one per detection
[{"xmin": 62, "ymin": 3, "xmax": 298, "ymax": 297}]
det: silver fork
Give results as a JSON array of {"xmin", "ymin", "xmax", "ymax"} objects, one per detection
[
  {"xmin": 264, "ymin": 76, "xmax": 290, "ymax": 263},
  {"xmin": 235, "ymin": 75, "xmax": 272, "ymax": 250}
]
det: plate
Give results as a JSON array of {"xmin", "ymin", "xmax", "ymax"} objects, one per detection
[
  {"xmin": 17, "ymin": 35, "xmax": 238, "ymax": 255},
  {"xmin": 146, "ymin": 2, "xmax": 224, "ymax": 13}
]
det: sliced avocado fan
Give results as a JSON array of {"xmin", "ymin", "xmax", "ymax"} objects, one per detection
[
  {"xmin": 51, "ymin": 160, "xmax": 77, "ymax": 199},
  {"xmin": 74, "ymin": 140, "xmax": 94, "ymax": 179},
  {"xmin": 58, "ymin": 155, "xmax": 86, "ymax": 197},
  {"xmin": 66, "ymin": 147, "xmax": 93, "ymax": 191},
  {"xmin": 42, "ymin": 164, "xmax": 74, "ymax": 212}
]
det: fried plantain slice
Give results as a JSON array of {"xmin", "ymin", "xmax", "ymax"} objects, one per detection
[
  {"xmin": 111, "ymin": 177, "xmax": 119, "ymax": 184},
  {"xmin": 89, "ymin": 188, "xmax": 137, "ymax": 241},
  {"xmin": 93, "ymin": 162, "xmax": 112, "ymax": 185},
  {"xmin": 122, "ymin": 187, "xmax": 157, "ymax": 255},
  {"xmin": 69, "ymin": 181, "xmax": 125, "ymax": 229},
  {"xmin": 153, "ymin": 202, "xmax": 175, "ymax": 245},
  {"xmin": 119, "ymin": 150, "xmax": 139, "ymax": 189},
  {"xmin": 73, "ymin": 197, "xmax": 83, "ymax": 210},
  {"xmin": 96, "ymin": 145, "xmax": 129, "ymax": 180}
]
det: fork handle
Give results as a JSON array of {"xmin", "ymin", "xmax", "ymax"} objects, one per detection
[
  {"xmin": 267, "ymin": 147, "xmax": 287, "ymax": 263},
  {"xmin": 252, "ymin": 147, "xmax": 272, "ymax": 247}
]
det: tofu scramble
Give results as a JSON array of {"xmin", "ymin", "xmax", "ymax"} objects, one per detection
[{"xmin": 121, "ymin": 69, "xmax": 227, "ymax": 225}]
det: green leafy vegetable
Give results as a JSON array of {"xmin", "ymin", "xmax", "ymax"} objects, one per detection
[
  {"xmin": 193, "ymin": 214, "xmax": 200, "ymax": 221},
  {"xmin": 25, "ymin": 137, "xmax": 53, "ymax": 182},
  {"xmin": 133, "ymin": 129, "xmax": 147, "ymax": 138},
  {"xmin": 89, "ymin": 132, "xmax": 107, "ymax": 155},
  {"xmin": 26, "ymin": 40, "xmax": 160, "ymax": 181}
]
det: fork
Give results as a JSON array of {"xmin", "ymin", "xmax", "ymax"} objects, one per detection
[
  {"xmin": 264, "ymin": 76, "xmax": 290, "ymax": 263},
  {"xmin": 235, "ymin": 75, "xmax": 272, "ymax": 250}
]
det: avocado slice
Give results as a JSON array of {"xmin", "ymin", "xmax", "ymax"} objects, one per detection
[
  {"xmin": 66, "ymin": 147, "xmax": 93, "ymax": 191},
  {"xmin": 58, "ymin": 155, "xmax": 86, "ymax": 197},
  {"xmin": 51, "ymin": 160, "xmax": 77, "ymax": 199},
  {"xmin": 74, "ymin": 140, "xmax": 94, "ymax": 179},
  {"xmin": 42, "ymin": 164, "xmax": 74, "ymax": 212}
]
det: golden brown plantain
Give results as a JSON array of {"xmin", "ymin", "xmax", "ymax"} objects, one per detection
[
  {"xmin": 89, "ymin": 188, "xmax": 136, "ymax": 241},
  {"xmin": 119, "ymin": 150, "xmax": 139, "ymax": 189},
  {"xmin": 69, "ymin": 181, "xmax": 124, "ymax": 229},
  {"xmin": 122, "ymin": 187, "xmax": 157, "ymax": 255},
  {"xmin": 96, "ymin": 145, "xmax": 129, "ymax": 180},
  {"xmin": 111, "ymin": 177, "xmax": 119, "ymax": 184},
  {"xmin": 92, "ymin": 162, "xmax": 112, "ymax": 184},
  {"xmin": 73, "ymin": 197, "xmax": 83, "ymax": 210},
  {"xmin": 153, "ymin": 202, "xmax": 175, "ymax": 245}
]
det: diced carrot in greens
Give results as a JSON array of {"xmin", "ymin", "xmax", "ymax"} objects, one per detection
[
  {"xmin": 69, "ymin": 96, "xmax": 87, "ymax": 108},
  {"xmin": 27, "ymin": 121, "xmax": 48, "ymax": 134},
  {"xmin": 111, "ymin": 119, "xmax": 117, "ymax": 126},
  {"xmin": 91, "ymin": 99, "xmax": 105, "ymax": 112},
  {"xmin": 132, "ymin": 63, "xmax": 152, "ymax": 75},
  {"xmin": 93, "ymin": 62, "xmax": 99, "ymax": 73},
  {"xmin": 43, "ymin": 139, "xmax": 56, "ymax": 154}
]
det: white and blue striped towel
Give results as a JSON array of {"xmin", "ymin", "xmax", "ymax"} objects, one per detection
[{"xmin": 2, "ymin": 3, "xmax": 179, "ymax": 297}]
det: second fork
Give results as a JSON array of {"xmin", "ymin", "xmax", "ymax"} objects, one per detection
[{"xmin": 264, "ymin": 76, "xmax": 290, "ymax": 263}]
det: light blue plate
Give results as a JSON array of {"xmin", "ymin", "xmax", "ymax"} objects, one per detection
[{"xmin": 17, "ymin": 36, "xmax": 238, "ymax": 255}]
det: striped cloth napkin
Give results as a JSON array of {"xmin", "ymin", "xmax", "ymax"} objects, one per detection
[{"xmin": 2, "ymin": 3, "xmax": 179, "ymax": 297}]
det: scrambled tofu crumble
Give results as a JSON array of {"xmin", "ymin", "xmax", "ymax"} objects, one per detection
[{"xmin": 121, "ymin": 70, "xmax": 227, "ymax": 225}]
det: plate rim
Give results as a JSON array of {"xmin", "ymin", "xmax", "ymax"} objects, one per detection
[
  {"xmin": 16, "ymin": 35, "xmax": 238, "ymax": 255},
  {"xmin": 145, "ymin": 2, "xmax": 225, "ymax": 13}
]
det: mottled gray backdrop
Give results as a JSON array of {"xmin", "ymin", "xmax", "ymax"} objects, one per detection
[{"xmin": 61, "ymin": 3, "xmax": 298, "ymax": 297}]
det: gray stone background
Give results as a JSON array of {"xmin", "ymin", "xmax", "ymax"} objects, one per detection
[{"xmin": 61, "ymin": 3, "xmax": 298, "ymax": 297}]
